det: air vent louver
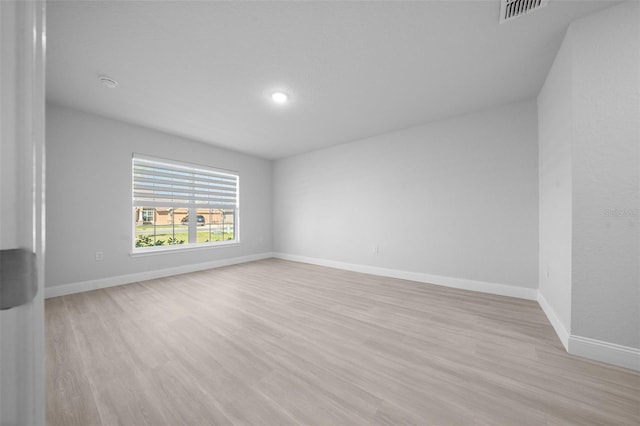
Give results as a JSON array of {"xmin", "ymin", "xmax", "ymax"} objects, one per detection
[{"xmin": 500, "ymin": 0, "xmax": 549, "ymax": 23}]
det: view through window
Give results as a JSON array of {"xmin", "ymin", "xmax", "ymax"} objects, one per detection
[{"xmin": 132, "ymin": 154, "xmax": 238, "ymax": 251}]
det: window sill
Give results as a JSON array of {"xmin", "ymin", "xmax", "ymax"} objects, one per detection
[{"xmin": 130, "ymin": 240, "xmax": 239, "ymax": 257}]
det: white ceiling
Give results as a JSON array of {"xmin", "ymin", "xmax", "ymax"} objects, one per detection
[{"xmin": 47, "ymin": 0, "xmax": 617, "ymax": 159}]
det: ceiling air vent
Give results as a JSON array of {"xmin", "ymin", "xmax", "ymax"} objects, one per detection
[{"xmin": 500, "ymin": 0, "xmax": 549, "ymax": 23}]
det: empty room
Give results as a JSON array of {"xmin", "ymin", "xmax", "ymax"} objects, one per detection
[{"xmin": 0, "ymin": 0, "xmax": 638, "ymax": 425}]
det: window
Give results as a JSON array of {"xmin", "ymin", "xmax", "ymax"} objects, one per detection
[
  {"xmin": 141, "ymin": 208, "xmax": 154, "ymax": 223},
  {"xmin": 132, "ymin": 154, "xmax": 239, "ymax": 251}
]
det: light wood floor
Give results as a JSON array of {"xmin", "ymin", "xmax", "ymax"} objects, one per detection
[{"xmin": 46, "ymin": 259, "xmax": 639, "ymax": 425}]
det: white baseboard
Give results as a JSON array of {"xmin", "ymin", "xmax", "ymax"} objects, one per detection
[
  {"xmin": 273, "ymin": 252, "xmax": 538, "ymax": 300},
  {"xmin": 535, "ymin": 291, "xmax": 639, "ymax": 371},
  {"xmin": 568, "ymin": 335, "xmax": 640, "ymax": 371},
  {"xmin": 536, "ymin": 291, "xmax": 570, "ymax": 350},
  {"xmin": 44, "ymin": 252, "xmax": 274, "ymax": 298}
]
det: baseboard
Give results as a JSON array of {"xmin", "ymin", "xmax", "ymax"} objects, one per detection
[
  {"xmin": 536, "ymin": 291, "xmax": 570, "ymax": 350},
  {"xmin": 273, "ymin": 252, "xmax": 538, "ymax": 300},
  {"xmin": 568, "ymin": 335, "xmax": 640, "ymax": 372},
  {"xmin": 536, "ymin": 291, "xmax": 639, "ymax": 371},
  {"xmin": 44, "ymin": 252, "xmax": 274, "ymax": 298}
]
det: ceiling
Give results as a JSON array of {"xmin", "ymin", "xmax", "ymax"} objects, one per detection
[{"xmin": 47, "ymin": 0, "xmax": 617, "ymax": 159}]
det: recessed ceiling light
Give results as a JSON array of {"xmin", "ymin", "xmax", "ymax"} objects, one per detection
[
  {"xmin": 271, "ymin": 92, "xmax": 289, "ymax": 104},
  {"xmin": 99, "ymin": 75, "xmax": 118, "ymax": 89}
]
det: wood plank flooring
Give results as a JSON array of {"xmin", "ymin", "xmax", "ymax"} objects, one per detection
[{"xmin": 46, "ymin": 259, "xmax": 640, "ymax": 425}]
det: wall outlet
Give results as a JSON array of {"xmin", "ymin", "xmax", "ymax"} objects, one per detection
[
  {"xmin": 95, "ymin": 251, "xmax": 104, "ymax": 261},
  {"xmin": 372, "ymin": 244, "xmax": 379, "ymax": 254}
]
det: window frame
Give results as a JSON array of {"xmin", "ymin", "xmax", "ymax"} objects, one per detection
[{"xmin": 131, "ymin": 154, "xmax": 240, "ymax": 254}]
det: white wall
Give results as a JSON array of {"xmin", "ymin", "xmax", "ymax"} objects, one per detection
[
  {"xmin": 274, "ymin": 100, "xmax": 538, "ymax": 292},
  {"xmin": 537, "ymin": 29, "xmax": 573, "ymax": 343},
  {"xmin": 45, "ymin": 103, "xmax": 272, "ymax": 290},
  {"xmin": 536, "ymin": 1, "xmax": 639, "ymax": 365},
  {"xmin": 570, "ymin": 1, "xmax": 639, "ymax": 349}
]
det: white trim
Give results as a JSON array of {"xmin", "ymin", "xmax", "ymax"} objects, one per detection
[
  {"xmin": 273, "ymin": 253, "xmax": 538, "ymax": 300},
  {"xmin": 536, "ymin": 291, "xmax": 570, "ymax": 350},
  {"xmin": 536, "ymin": 291, "xmax": 639, "ymax": 371},
  {"xmin": 568, "ymin": 335, "xmax": 640, "ymax": 372},
  {"xmin": 44, "ymin": 252, "xmax": 274, "ymax": 298}
]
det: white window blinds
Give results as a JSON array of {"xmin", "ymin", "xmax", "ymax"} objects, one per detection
[{"xmin": 132, "ymin": 154, "xmax": 238, "ymax": 209}]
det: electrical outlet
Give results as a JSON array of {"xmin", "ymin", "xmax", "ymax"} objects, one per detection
[
  {"xmin": 372, "ymin": 244, "xmax": 379, "ymax": 254},
  {"xmin": 95, "ymin": 251, "xmax": 104, "ymax": 261}
]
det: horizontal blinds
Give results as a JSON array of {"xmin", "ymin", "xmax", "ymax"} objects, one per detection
[{"xmin": 132, "ymin": 154, "xmax": 238, "ymax": 209}]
